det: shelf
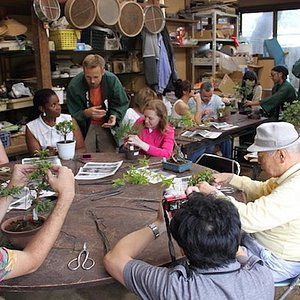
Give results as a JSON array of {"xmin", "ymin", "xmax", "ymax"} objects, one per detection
[
  {"xmin": 193, "ymin": 9, "xmax": 238, "ymax": 19},
  {"xmin": 0, "ymin": 49, "xmax": 34, "ymax": 57},
  {"xmin": 196, "ymin": 38, "xmax": 235, "ymax": 43},
  {"xmin": 50, "ymin": 49, "xmax": 128, "ymax": 55},
  {"xmin": 166, "ymin": 18, "xmax": 198, "ymax": 24},
  {"xmin": 0, "ymin": 97, "xmax": 33, "ymax": 112},
  {"xmin": 173, "ymin": 44, "xmax": 198, "ymax": 48}
]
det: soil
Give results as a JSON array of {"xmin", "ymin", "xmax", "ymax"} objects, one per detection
[
  {"xmin": 5, "ymin": 218, "xmax": 44, "ymax": 232},
  {"xmin": 167, "ymin": 159, "xmax": 187, "ymax": 165}
]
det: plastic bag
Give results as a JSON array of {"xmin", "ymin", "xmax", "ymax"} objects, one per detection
[{"xmin": 9, "ymin": 83, "xmax": 33, "ymax": 98}]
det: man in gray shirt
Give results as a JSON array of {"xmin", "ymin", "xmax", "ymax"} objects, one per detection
[{"xmin": 104, "ymin": 192, "xmax": 274, "ymax": 300}]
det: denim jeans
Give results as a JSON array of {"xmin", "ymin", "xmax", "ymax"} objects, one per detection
[{"xmin": 241, "ymin": 233, "xmax": 300, "ymax": 282}]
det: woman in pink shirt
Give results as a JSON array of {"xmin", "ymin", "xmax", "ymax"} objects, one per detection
[{"xmin": 127, "ymin": 99, "xmax": 175, "ymax": 159}]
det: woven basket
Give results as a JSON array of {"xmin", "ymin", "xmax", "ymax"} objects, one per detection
[{"xmin": 50, "ymin": 29, "xmax": 80, "ymax": 50}]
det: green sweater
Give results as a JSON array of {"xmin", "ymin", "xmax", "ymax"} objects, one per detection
[
  {"xmin": 66, "ymin": 71, "xmax": 129, "ymax": 137},
  {"xmin": 260, "ymin": 80, "xmax": 296, "ymax": 120}
]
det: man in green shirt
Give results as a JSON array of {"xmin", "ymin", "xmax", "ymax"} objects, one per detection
[
  {"xmin": 66, "ymin": 54, "xmax": 129, "ymax": 152},
  {"xmin": 244, "ymin": 65, "xmax": 296, "ymax": 120}
]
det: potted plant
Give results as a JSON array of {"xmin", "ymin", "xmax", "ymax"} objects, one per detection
[
  {"xmin": 169, "ymin": 114, "xmax": 195, "ymax": 136},
  {"xmin": 162, "ymin": 142, "xmax": 192, "ymax": 173},
  {"xmin": 234, "ymin": 83, "xmax": 253, "ymax": 115},
  {"xmin": 113, "ymin": 122, "xmax": 141, "ymax": 160},
  {"xmin": 188, "ymin": 170, "xmax": 214, "ymax": 186},
  {"xmin": 1, "ymin": 150, "xmax": 53, "ymax": 249},
  {"xmin": 282, "ymin": 100, "xmax": 300, "ymax": 129},
  {"xmin": 55, "ymin": 120, "xmax": 76, "ymax": 160}
]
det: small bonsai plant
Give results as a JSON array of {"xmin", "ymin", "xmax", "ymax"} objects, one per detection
[
  {"xmin": 113, "ymin": 122, "xmax": 141, "ymax": 146},
  {"xmin": 55, "ymin": 120, "xmax": 76, "ymax": 160},
  {"xmin": 282, "ymin": 100, "xmax": 300, "ymax": 128},
  {"xmin": 169, "ymin": 114, "xmax": 195, "ymax": 129},
  {"xmin": 234, "ymin": 84, "xmax": 253, "ymax": 114},
  {"xmin": 188, "ymin": 170, "xmax": 214, "ymax": 186},
  {"xmin": 2, "ymin": 149, "xmax": 53, "ymax": 233},
  {"xmin": 55, "ymin": 120, "xmax": 75, "ymax": 143},
  {"xmin": 168, "ymin": 142, "xmax": 188, "ymax": 164},
  {"xmin": 234, "ymin": 83, "xmax": 253, "ymax": 101}
]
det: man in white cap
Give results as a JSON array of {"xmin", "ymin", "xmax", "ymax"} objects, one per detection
[{"xmin": 188, "ymin": 122, "xmax": 300, "ymax": 282}]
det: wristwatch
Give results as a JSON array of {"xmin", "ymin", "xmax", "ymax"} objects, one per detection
[{"xmin": 147, "ymin": 223, "xmax": 160, "ymax": 239}]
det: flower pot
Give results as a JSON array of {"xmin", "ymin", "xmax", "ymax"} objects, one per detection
[
  {"xmin": 162, "ymin": 160, "xmax": 192, "ymax": 173},
  {"xmin": 1, "ymin": 215, "xmax": 46, "ymax": 249},
  {"xmin": 124, "ymin": 146, "xmax": 140, "ymax": 160},
  {"xmin": 57, "ymin": 140, "xmax": 76, "ymax": 160}
]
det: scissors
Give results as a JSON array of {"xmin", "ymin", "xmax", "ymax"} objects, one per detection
[{"xmin": 67, "ymin": 242, "xmax": 95, "ymax": 271}]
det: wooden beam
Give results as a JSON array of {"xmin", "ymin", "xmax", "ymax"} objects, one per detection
[
  {"xmin": 238, "ymin": 0, "xmax": 300, "ymax": 12},
  {"xmin": 31, "ymin": 5, "xmax": 52, "ymax": 89}
]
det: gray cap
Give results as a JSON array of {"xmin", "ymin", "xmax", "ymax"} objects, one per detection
[{"xmin": 247, "ymin": 122, "xmax": 300, "ymax": 152}]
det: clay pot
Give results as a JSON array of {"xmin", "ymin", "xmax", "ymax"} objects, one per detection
[{"xmin": 1, "ymin": 215, "xmax": 46, "ymax": 249}]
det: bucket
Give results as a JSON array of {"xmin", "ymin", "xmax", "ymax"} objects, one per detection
[
  {"xmin": 116, "ymin": 1, "xmax": 144, "ymax": 37},
  {"xmin": 95, "ymin": 0, "xmax": 121, "ymax": 27}
]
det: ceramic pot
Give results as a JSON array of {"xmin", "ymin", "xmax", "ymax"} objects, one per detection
[
  {"xmin": 1, "ymin": 215, "xmax": 46, "ymax": 249},
  {"xmin": 57, "ymin": 140, "xmax": 76, "ymax": 160},
  {"xmin": 162, "ymin": 160, "xmax": 192, "ymax": 173}
]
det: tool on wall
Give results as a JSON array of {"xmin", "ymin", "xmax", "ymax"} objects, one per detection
[{"xmin": 33, "ymin": 0, "xmax": 61, "ymax": 37}]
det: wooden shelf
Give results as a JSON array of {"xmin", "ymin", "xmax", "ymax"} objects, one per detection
[
  {"xmin": 166, "ymin": 18, "xmax": 198, "ymax": 23},
  {"xmin": 196, "ymin": 38, "xmax": 235, "ymax": 42},
  {"xmin": 173, "ymin": 44, "xmax": 198, "ymax": 48}
]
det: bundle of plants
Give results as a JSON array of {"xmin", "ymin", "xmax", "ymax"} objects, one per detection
[{"xmin": 188, "ymin": 170, "xmax": 214, "ymax": 186}]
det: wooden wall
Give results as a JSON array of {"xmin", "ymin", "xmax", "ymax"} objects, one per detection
[{"xmin": 165, "ymin": 0, "xmax": 189, "ymax": 81}]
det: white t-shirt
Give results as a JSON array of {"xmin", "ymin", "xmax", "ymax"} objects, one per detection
[
  {"xmin": 26, "ymin": 114, "xmax": 73, "ymax": 148},
  {"xmin": 171, "ymin": 99, "xmax": 185, "ymax": 119},
  {"xmin": 122, "ymin": 108, "xmax": 142, "ymax": 125}
]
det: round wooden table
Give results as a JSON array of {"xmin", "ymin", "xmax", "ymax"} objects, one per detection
[{"xmin": 0, "ymin": 153, "xmax": 202, "ymax": 291}]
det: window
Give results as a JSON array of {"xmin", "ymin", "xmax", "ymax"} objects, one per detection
[
  {"xmin": 241, "ymin": 12, "xmax": 273, "ymax": 54},
  {"xmin": 277, "ymin": 9, "xmax": 300, "ymax": 47},
  {"xmin": 277, "ymin": 9, "xmax": 300, "ymax": 89}
]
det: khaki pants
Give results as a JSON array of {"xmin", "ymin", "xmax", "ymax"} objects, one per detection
[{"xmin": 85, "ymin": 124, "xmax": 117, "ymax": 153}]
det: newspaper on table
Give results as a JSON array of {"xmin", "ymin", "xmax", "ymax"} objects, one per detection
[
  {"xmin": 22, "ymin": 156, "xmax": 62, "ymax": 166},
  {"xmin": 182, "ymin": 130, "xmax": 222, "ymax": 139},
  {"xmin": 211, "ymin": 122, "xmax": 238, "ymax": 130},
  {"xmin": 75, "ymin": 161, "xmax": 123, "ymax": 180}
]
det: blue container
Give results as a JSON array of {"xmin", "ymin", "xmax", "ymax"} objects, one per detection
[{"xmin": 162, "ymin": 160, "xmax": 192, "ymax": 173}]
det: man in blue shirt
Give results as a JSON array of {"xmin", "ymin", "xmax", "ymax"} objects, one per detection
[{"xmin": 188, "ymin": 82, "xmax": 232, "ymax": 162}]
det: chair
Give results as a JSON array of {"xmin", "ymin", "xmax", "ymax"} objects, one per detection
[
  {"xmin": 233, "ymin": 143, "xmax": 261, "ymax": 180},
  {"xmin": 195, "ymin": 153, "xmax": 240, "ymax": 175},
  {"xmin": 275, "ymin": 274, "xmax": 300, "ymax": 300}
]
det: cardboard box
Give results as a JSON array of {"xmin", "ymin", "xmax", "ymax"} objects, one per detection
[
  {"xmin": 198, "ymin": 30, "xmax": 224, "ymax": 39},
  {"xmin": 10, "ymin": 132, "xmax": 25, "ymax": 147},
  {"xmin": 6, "ymin": 97, "xmax": 33, "ymax": 110},
  {"xmin": 215, "ymin": 74, "xmax": 236, "ymax": 97},
  {"xmin": 258, "ymin": 58, "xmax": 274, "ymax": 89}
]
